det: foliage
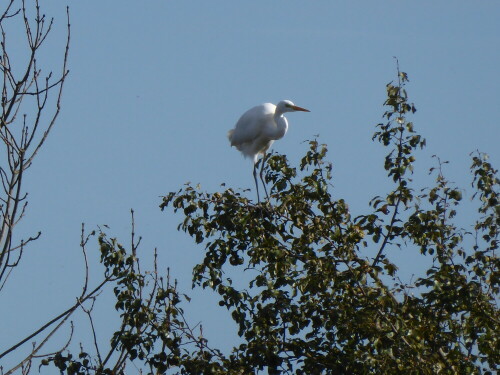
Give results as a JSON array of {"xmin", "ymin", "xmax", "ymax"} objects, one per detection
[
  {"xmin": 1, "ymin": 2, "xmax": 497, "ymax": 371},
  {"xmin": 36, "ymin": 221, "xmax": 226, "ymax": 375},
  {"xmin": 160, "ymin": 68, "xmax": 499, "ymax": 374}
]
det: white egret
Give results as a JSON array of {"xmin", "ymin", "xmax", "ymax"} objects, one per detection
[{"xmin": 228, "ymin": 100, "xmax": 310, "ymax": 202}]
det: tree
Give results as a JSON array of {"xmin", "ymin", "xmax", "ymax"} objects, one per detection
[
  {"xmin": 0, "ymin": 0, "xmax": 69, "ymax": 288},
  {"xmin": 1, "ymin": 1, "xmax": 497, "ymax": 373},
  {"xmin": 159, "ymin": 66, "xmax": 499, "ymax": 374},
  {"xmin": 0, "ymin": 0, "xmax": 78, "ymax": 372},
  {"xmin": 0, "ymin": 2, "xmax": 211, "ymax": 374}
]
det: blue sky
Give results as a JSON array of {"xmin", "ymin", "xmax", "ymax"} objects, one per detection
[{"xmin": 2, "ymin": 0, "xmax": 499, "ymax": 369}]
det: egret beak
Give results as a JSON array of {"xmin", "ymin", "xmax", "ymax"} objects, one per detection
[{"xmin": 291, "ymin": 105, "xmax": 310, "ymax": 112}]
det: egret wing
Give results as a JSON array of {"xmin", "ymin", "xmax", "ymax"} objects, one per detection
[{"xmin": 228, "ymin": 103, "xmax": 275, "ymax": 146}]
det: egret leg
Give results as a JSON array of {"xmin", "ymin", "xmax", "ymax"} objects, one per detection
[
  {"xmin": 259, "ymin": 153, "xmax": 269, "ymax": 200},
  {"xmin": 253, "ymin": 163, "xmax": 261, "ymax": 203}
]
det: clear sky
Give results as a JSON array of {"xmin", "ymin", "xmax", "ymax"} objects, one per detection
[{"xmin": 2, "ymin": 0, "xmax": 499, "ymax": 369}]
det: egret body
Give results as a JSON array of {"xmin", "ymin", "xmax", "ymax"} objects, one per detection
[{"xmin": 228, "ymin": 100, "xmax": 310, "ymax": 202}]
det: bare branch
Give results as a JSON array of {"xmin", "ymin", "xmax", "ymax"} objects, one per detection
[{"xmin": 24, "ymin": 6, "xmax": 70, "ymax": 168}]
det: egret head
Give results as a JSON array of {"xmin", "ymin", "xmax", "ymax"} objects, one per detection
[{"xmin": 277, "ymin": 100, "xmax": 310, "ymax": 114}]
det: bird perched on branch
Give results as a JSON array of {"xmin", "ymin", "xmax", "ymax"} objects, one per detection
[{"xmin": 228, "ymin": 100, "xmax": 310, "ymax": 202}]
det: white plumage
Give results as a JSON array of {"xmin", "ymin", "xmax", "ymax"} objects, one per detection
[{"xmin": 228, "ymin": 100, "xmax": 310, "ymax": 202}]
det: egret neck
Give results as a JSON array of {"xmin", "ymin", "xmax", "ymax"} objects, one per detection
[{"xmin": 271, "ymin": 107, "xmax": 289, "ymax": 141}]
